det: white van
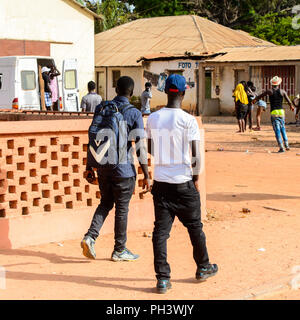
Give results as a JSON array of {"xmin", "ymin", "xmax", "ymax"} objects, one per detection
[{"xmin": 0, "ymin": 56, "xmax": 79, "ymax": 111}]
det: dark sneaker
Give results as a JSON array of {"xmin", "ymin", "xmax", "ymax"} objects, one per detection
[
  {"xmin": 111, "ymin": 248, "xmax": 139, "ymax": 262},
  {"xmin": 81, "ymin": 236, "xmax": 96, "ymax": 260},
  {"xmin": 285, "ymin": 146, "xmax": 290, "ymax": 151},
  {"xmin": 278, "ymin": 148, "xmax": 285, "ymax": 153},
  {"xmin": 156, "ymin": 279, "xmax": 172, "ymax": 294},
  {"xmin": 196, "ymin": 263, "xmax": 218, "ymax": 281}
]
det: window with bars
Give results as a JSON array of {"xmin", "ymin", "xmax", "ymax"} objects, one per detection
[{"xmin": 250, "ymin": 65, "xmax": 296, "ymax": 99}]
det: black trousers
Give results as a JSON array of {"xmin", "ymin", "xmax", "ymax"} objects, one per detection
[
  {"xmin": 151, "ymin": 180, "xmax": 209, "ymax": 280},
  {"xmin": 85, "ymin": 174, "xmax": 136, "ymax": 252}
]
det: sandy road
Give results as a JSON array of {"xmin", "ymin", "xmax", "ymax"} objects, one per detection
[{"xmin": 0, "ymin": 123, "xmax": 299, "ymax": 300}]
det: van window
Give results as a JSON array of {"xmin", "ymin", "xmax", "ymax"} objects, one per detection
[
  {"xmin": 64, "ymin": 70, "xmax": 77, "ymax": 89},
  {"xmin": 21, "ymin": 71, "xmax": 36, "ymax": 90},
  {"xmin": 0, "ymin": 73, "xmax": 3, "ymax": 90}
]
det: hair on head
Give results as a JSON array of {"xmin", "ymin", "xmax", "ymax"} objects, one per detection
[
  {"xmin": 117, "ymin": 76, "xmax": 134, "ymax": 96},
  {"xmin": 88, "ymin": 81, "xmax": 96, "ymax": 92}
]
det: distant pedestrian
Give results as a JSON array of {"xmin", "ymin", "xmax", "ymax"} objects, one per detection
[
  {"xmin": 49, "ymin": 66, "xmax": 61, "ymax": 111},
  {"xmin": 146, "ymin": 74, "xmax": 218, "ymax": 294},
  {"xmin": 254, "ymin": 76, "xmax": 294, "ymax": 152},
  {"xmin": 292, "ymin": 93, "xmax": 300, "ymax": 125},
  {"xmin": 245, "ymin": 81, "xmax": 256, "ymax": 131},
  {"xmin": 41, "ymin": 66, "xmax": 52, "ymax": 111},
  {"xmin": 81, "ymin": 81, "xmax": 102, "ymax": 112},
  {"xmin": 251, "ymin": 86, "xmax": 268, "ymax": 131},
  {"xmin": 233, "ymin": 82, "xmax": 249, "ymax": 133},
  {"xmin": 141, "ymin": 82, "xmax": 152, "ymax": 116}
]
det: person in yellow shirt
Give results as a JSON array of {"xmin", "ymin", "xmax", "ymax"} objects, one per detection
[{"xmin": 233, "ymin": 82, "xmax": 249, "ymax": 133}]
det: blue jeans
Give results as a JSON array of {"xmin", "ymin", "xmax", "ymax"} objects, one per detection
[{"xmin": 271, "ymin": 116, "xmax": 289, "ymax": 148}]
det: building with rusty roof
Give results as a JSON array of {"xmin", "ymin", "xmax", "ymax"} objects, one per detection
[{"xmin": 94, "ymin": 15, "xmax": 300, "ymax": 116}]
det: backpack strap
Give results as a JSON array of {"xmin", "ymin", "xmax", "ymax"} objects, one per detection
[{"xmin": 118, "ymin": 102, "xmax": 135, "ymax": 115}]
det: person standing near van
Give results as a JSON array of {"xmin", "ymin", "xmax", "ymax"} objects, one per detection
[
  {"xmin": 141, "ymin": 82, "xmax": 152, "ymax": 116},
  {"xmin": 254, "ymin": 76, "xmax": 294, "ymax": 152},
  {"xmin": 41, "ymin": 66, "xmax": 53, "ymax": 111},
  {"xmin": 49, "ymin": 66, "xmax": 61, "ymax": 111},
  {"xmin": 81, "ymin": 81, "xmax": 102, "ymax": 113},
  {"xmin": 146, "ymin": 74, "xmax": 218, "ymax": 294},
  {"xmin": 81, "ymin": 76, "xmax": 151, "ymax": 261}
]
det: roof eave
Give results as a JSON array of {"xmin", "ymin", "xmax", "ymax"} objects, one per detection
[{"xmin": 67, "ymin": 0, "xmax": 104, "ymax": 20}]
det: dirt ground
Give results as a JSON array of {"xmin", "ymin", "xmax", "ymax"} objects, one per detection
[{"xmin": 0, "ymin": 123, "xmax": 300, "ymax": 300}]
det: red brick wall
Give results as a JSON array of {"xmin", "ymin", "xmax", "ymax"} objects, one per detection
[{"xmin": 0, "ymin": 39, "xmax": 50, "ymax": 57}]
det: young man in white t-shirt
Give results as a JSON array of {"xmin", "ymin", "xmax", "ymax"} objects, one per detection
[{"xmin": 146, "ymin": 74, "xmax": 218, "ymax": 294}]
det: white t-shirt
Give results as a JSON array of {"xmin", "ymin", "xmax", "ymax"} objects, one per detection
[{"xmin": 146, "ymin": 107, "xmax": 200, "ymax": 184}]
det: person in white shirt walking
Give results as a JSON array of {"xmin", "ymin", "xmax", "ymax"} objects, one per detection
[
  {"xmin": 146, "ymin": 74, "xmax": 218, "ymax": 294},
  {"xmin": 141, "ymin": 82, "xmax": 152, "ymax": 115}
]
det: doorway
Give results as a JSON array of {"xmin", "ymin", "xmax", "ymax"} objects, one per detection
[{"xmin": 97, "ymin": 71, "xmax": 106, "ymax": 100}]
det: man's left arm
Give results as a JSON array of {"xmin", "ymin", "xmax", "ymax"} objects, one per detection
[
  {"xmin": 133, "ymin": 112, "xmax": 151, "ymax": 191},
  {"xmin": 190, "ymin": 140, "xmax": 201, "ymax": 192},
  {"xmin": 188, "ymin": 118, "xmax": 201, "ymax": 192},
  {"xmin": 282, "ymin": 90, "xmax": 294, "ymax": 111}
]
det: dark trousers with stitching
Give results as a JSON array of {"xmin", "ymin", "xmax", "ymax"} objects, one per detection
[
  {"xmin": 85, "ymin": 174, "xmax": 136, "ymax": 252},
  {"xmin": 151, "ymin": 180, "xmax": 210, "ymax": 280}
]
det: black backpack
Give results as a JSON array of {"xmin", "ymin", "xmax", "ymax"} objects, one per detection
[{"xmin": 87, "ymin": 100, "xmax": 134, "ymax": 170}]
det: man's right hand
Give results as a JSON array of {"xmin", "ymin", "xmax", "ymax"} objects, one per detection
[
  {"xmin": 84, "ymin": 169, "xmax": 97, "ymax": 184},
  {"xmin": 143, "ymin": 177, "xmax": 152, "ymax": 192},
  {"xmin": 194, "ymin": 180, "xmax": 200, "ymax": 193}
]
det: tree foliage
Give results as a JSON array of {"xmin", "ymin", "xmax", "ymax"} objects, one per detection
[{"xmin": 77, "ymin": 0, "xmax": 300, "ymax": 45}]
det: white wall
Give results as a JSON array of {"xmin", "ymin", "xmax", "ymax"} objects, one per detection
[
  {"xmin": 96, "ymin": 67, "xmax": 144, "ymax": 100},
  {"xmin": 217, "ymin": 66, "xmax": 236, "ymax": 114},
  {"xmin": 0, "ymin": 0, "xmax": 95, "ymax": 100},
  {"xmin": 146, "ymin": 60, "xmax": 200, "ymax": 113},
  {"xmin": 97, "ymin": 60, "xmax": 199, "ymax": 113}
]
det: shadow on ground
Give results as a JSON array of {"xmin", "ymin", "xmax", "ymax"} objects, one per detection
[{"xmin": 207, "ymin": 192, "xmax": 300, "ymax": 202}]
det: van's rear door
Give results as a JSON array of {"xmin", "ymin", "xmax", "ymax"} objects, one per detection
[
  {"xmin": 62, "ymin": 59, "xmax": 79, "ymax": 112},
  {"xmin": 17, "ymin": 58, "xmax": 40, "ymax": 110}
]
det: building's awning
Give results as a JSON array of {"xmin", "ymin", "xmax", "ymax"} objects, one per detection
[{"xmin": 205, "ymin": 46, "xmax": 300, "ymax": 63}]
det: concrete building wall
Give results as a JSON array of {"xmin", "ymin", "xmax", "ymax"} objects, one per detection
[
  {"xmin": 217, "ymin": 65, "xmax": 236, "ymax": 114},
  {"xmin": 206, "ymin": 61, "xmax": 300, "ymax": 115},
  {"xmin": 0, "ymin": 0, "xmax": 95, "ymax": 100},
  {"xmin": 145, "ymin": 60, "xmax": 200, "ymax": 113},
  {"xmin": 95, "ymin": 67, "xmax": 144, "ymax": 101},
  {"xmin": 96, "ymin": 60, "xmax": 200, "ymax": 114}
]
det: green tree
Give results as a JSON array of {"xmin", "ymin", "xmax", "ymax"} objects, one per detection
[
  {"xmin": 77, "ymin": 0, "xmax": 133, "ymax": 33},
  {"xmin": 79, "ymin": 0, "xmax": 300, "ymax": 45},
  {"xmin": 247, "ymin": 12, "xmax": 300, "ymax": 45},
  {"xmin": 127, "ymin": 0, "xmax": 189, "ymax": 17}
]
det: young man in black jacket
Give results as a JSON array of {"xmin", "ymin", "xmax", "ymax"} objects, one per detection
[{"xmin": 81, "ymin": 76, "xmax": 150, "ymax": 261}]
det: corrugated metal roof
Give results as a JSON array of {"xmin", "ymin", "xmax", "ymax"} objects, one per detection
[
  {"xmin": 205, "ymin": 46, "xmax": 300, "ymax": 63},
  {"xmin": 95, "ymin": 15, "xmax": 274, "ymax": 67}
]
